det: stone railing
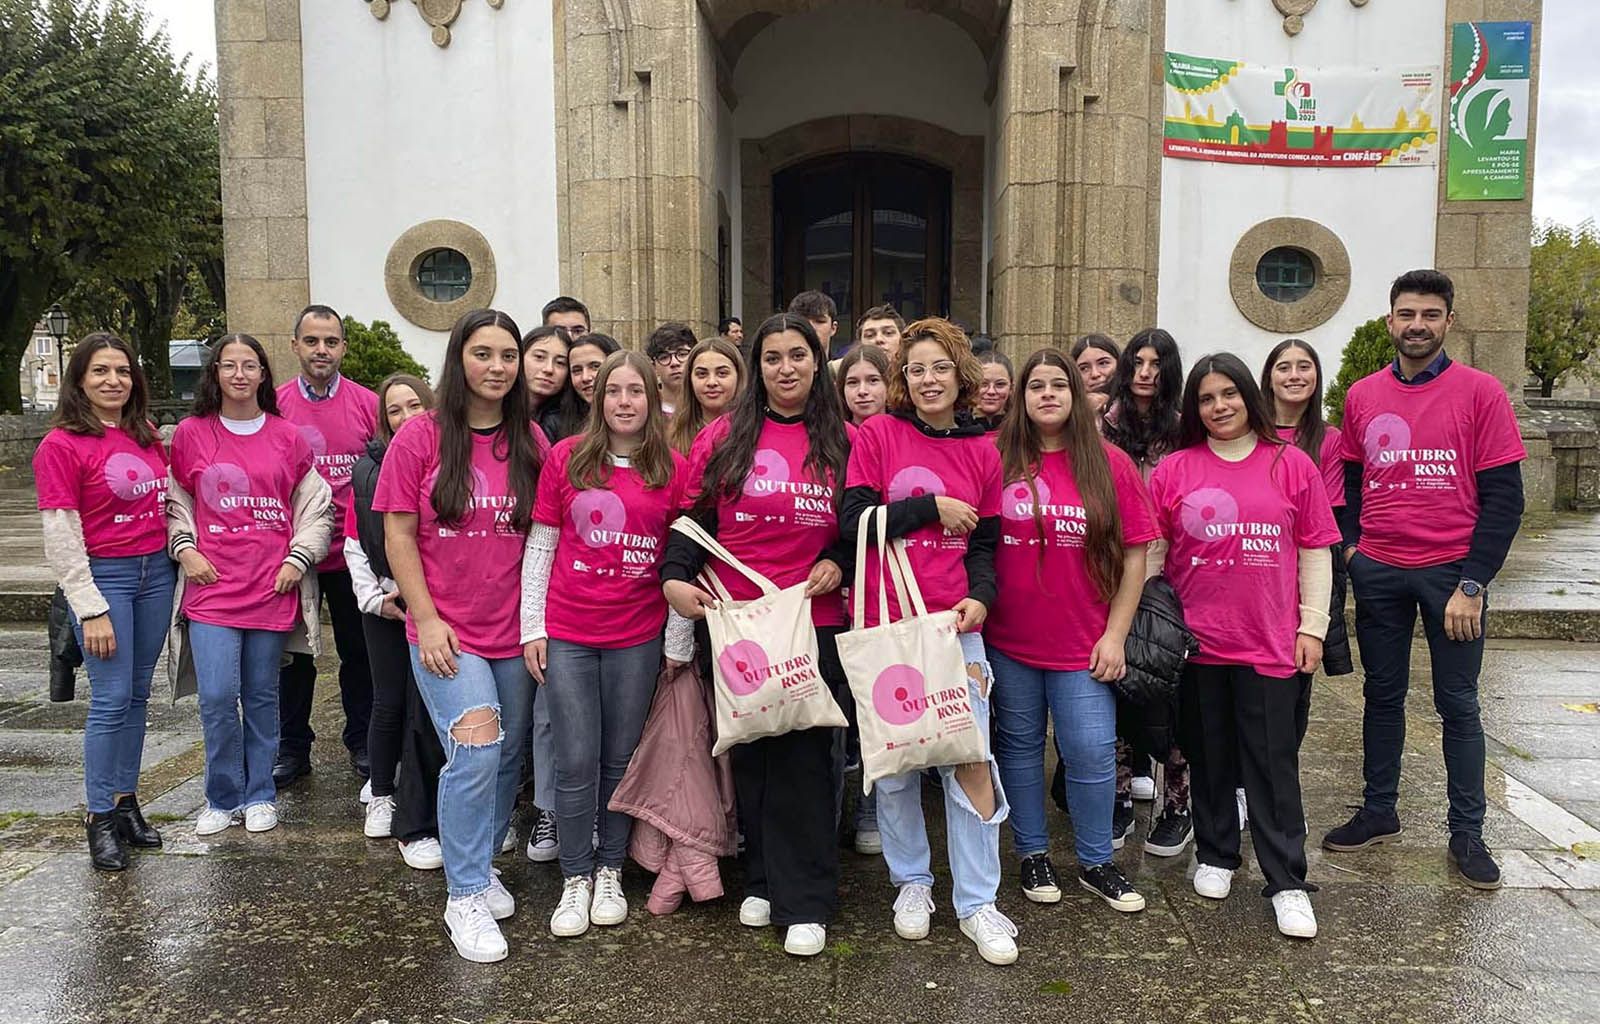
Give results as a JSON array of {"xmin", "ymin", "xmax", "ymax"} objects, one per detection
[
  {"xmin": 0, "ymin": 413, "xmax": 53, "ymax": 468},
  {"xmin": 1525, "ymin": 398, "xmax": 1600, "ymax": 510}
]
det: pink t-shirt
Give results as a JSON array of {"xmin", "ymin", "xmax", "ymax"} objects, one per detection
[
  {"xmin": 987, "ymin": 442, "xmax": 1160, "ymax": 671},
  {"xmin": 1276, "ymin": 424, "xmax": 1346, "ymax": 510},
  {"xmin": 1341, "ymin": 363, "xmax": 1526, "ymax": 569},
  {"xmin": 373, "ymin": 413, "xmax": 543, "ymax": 660},
  {"xmin": 844, "ymin": 415, "xmax": 1002, "ymax": 626},
  {"xmin": 535, "ymin": 436, "xmax": 686, "ymax": 648},
  {"xmin": 1149, "ymin": 442, "xmax": 1342, "ymax": 678},
  {"xmin": 34, "ymin": 426, "xmax": 169, "ymax": 558},
  {"xmin": 170, "ymin": 415, "xmax": 316, "ymax": 632},
  {"xmin": 275, "ymin": 376, "xmax": 378, "ymax": 572},
  {"xmin": 682, "ymin": 415, "xmax": 855, "ymax": 628}
]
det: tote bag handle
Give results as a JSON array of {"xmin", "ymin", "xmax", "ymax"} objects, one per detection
[
  {"xmin": 850, "ymin": 505, "xmax": 932, "ymax": 630},
  {"xmin": 670, "ymin": 515, "xmax": 781, "ymax": 598}
]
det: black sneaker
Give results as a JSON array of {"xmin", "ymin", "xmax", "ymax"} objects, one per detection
[
  {"xmin": 1020, "ymin": 853, "xmax": 1062, "ymax": 903},
  {"xmin": 526, "ymin": 808, "xmax": 559, "ymax": 863},
  {"xmin": 1079, "ymin": 863, "xmax": 1146, "ymax": 913},
  {"xmin": 271, "ymin": 751, "xmax": 312, "ymax": 788},
  {"xmin": 1448, "ymin": 833, "xmax": 1503, "ymax": 890},
  {"xmin": 1143, "ymin": 810, "xmax": 1193, "ymax": 857},
  {"xmin": 1111, "ymin": 802, "xmax": 1135, "ymax": 850},
  {"xmin": 1321, "ymin": 808, "xmax": 1402, "ymax": 852}
]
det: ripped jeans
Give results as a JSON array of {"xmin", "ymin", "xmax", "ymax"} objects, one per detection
[
  {"xmin": 874, "ymin": 632, "xmax": 1010, "ymax": 919},
  {"xmin": 410, "ymin": 648, "xmax": 535, "ymax": 898}
]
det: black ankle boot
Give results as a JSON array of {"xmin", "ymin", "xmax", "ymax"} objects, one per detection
[
  {"xmin": 111, "ymin": 793, "xmax": 163, "ymax": 849},
  {"xmin": 86, "ymin": 814, "xmax": 128, "ymax": 872}
]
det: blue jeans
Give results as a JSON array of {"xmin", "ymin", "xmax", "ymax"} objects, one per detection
[
  {"xmin": 411, "ymin": 649, "xmax": 534, "ymax": 898},
  {"xmin": 989, "ymin": 650, "xmax": 1116, "ymax": 866},
  {"xmin": 528, "ymin": 686, "xmax": 555, "ymax": 811},
  {"xmin": 543, "ymin": 637, "xmax": 662, "ymax": 877},
  {"xmin": 189, "ymin": 622, "xmax": 288, "ymax": 812},
  {"xmin": 875, "ymin": 632, "xmax": 1009, "ymax": 918},
  {"xmin": 72, "ymin": 553, "xmax": 176, "ymax": 814}
]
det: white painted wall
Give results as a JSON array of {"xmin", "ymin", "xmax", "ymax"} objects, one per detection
[
  {"xmin": 299, "ymin": 1, "xmax": 560, "ymax": 377},
  {"xmin": 1158, "ymin": 0, "xmax": 1446, "ymax": 383}
]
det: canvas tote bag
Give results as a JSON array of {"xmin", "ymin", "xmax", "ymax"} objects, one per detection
[
  {"xmin": 669, "ymin": 517, "xmax": 846, "ymax": 755},
  {"xmin": 836, "ymin": 506, "xmax": 985, "ymax": 791}
]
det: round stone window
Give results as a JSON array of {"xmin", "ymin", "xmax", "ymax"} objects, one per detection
[
  {"xmin": 415, "ymin": 248, "xmax": 472, "ymax": 302},
  {"xmin": 1255, "ymin": 247, "xmax": 1317, "ymax": 303}
]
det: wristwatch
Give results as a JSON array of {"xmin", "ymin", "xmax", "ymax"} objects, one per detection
[{"xmin": 1458, "ymin": 579, "xmax": 1483, "ymax": 598}]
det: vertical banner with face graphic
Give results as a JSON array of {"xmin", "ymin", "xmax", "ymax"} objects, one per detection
[{"xmin": 1446, "ymin": 21, "xmax": 1533, "ymax": 200}]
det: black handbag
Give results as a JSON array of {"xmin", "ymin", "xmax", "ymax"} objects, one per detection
[
  {"xmin": 48, "ymin": 586, "xmax": 82, "ymax": 702},
  {"xmin": 1114, "ymin": 575, "xmax": 1199, "ymax": 707}
]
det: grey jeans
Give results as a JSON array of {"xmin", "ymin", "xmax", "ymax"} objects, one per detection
[{"xmin": 544, "ymin": 637, "xmax": 663, "ymax": 877}]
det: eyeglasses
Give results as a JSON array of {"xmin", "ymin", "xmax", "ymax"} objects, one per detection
[
  {"xmin": 903, "ymin": 360, "xmax": 957, "ymax": 381},
  {"xmin": 218, "ymin": 361, "xmax": 262, "ymax": 376},
  {"xmin": 654, "ymin": 348, "xmax": 692, "ymax": 366}
]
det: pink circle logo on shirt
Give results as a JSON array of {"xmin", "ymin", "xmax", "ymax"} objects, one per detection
[
  {"xmin": 1180, "ymin": 487, "xmax": 1239, "ymax": 543},
  {"xmin": 297, "ymin": 424, "xmax": 327, "ymax": 459},
  {"xmin": 198, "ymin": 462, "xmax": 251, "ymax": 512},
  {"xmin": 872, "ymin": 664, "xmax": 928, "ymax": 726},
  {"xmin": 1363, "ymin": 413, "xmax": 1412, "ymax": 464},
  {"xmin": 743, "ymin": 448, "xmax": 792, "ymax": 498},
  {"xmin": 717, "ymin": 639, "xmax": 771, "ymax": 696},
  {"xmin": 887, "ymin": 466, "xmax": 947, "ymax": 501},
  {"xmin": 103, "ymin": 452, "xmax": 158, "ymax": 501},
  {"xmin": 1002, "ymin": 478, "xmax": 1051, "ymax": 521},
  {"xmin": 570, "ymin": 489, "xmax": 627, "ymax": 547}
]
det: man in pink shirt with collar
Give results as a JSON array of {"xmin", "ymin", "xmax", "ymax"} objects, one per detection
[{"xmin": 273, "ymin": 304, "xmax": 379, "ymax": 790}]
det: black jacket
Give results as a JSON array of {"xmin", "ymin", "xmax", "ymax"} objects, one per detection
[
  {"xmin": 1118, "ymin": 576, "xmax": 1198, "ymax": 707},
  {"xmin": 350, "ymin": 438, "xmax": 391, "ymax": 581},
  {"xmin": 1322, "ymin": 545, "xmax": 1353, "ymax": 677}
]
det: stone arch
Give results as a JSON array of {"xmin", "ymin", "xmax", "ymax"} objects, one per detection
[
  {"xmin": 740, "ymin": 114, "xmax": 985, "ymax": 328},
  {"xmin": 703, "ymin": 0, "xmax": 1008, "ymax": 65}
]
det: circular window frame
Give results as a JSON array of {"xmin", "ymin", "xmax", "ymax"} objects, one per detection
[
  {"xmin": 1254, "ymin": 246, "xmax": 1318, "ymax": 304},
  {"xmin": 413, "ymin": 247, "xmax": 474, "ymax": 303},
  {"xmin": 384, "ymin": 220, "xmax": 497, "ymax": 330},
  {"xmin": 1229, "ymin": 218, "xmax": 1350, "ymax": 333}
]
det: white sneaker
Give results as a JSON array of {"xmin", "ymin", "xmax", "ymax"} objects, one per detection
[
  {"xmin": 358, "ymin": 779, "xmax": 373, "ymax": 805},
  {"xmin": 1272, "ymin": 890, "xmax": 1318, "ymax": 939},
  {"xmin": 1237, "ymin": 787, "xmax": 1249, "ymax": 831},
  {"xmin": 399, "ymin": 836, "xmax": 443, "ymax": 870},
  {"xmin": 444, "ymin": 892, "xmax": 508, "ymax": 963},
  {"xmin": 892, "ymin": 883, "xmax": 935, "ymax": 940},
  {"xmin": 591, "ymin": 866, "xmax": 628, "ymax": 926},
  {"xmin": 195, "ymin": 807, "xmax": 236, "ymax": 836},
  {"xmin": 485, "ymin": 869, "xmax": 515, "ymax": 920},
  {"xmin": 958, "ymin": 904, "xmax": 1019, "ymax": 965},
  {"xmin": 499, "ymin": 827, "xmax": 517, "ymax": 855},
  {"xmin": 364, "ymin": 795, "xmax": 395, "ymax": 838},
  {"xmin": 739, "ymin": 896, "xmax": 772, "ymax": 927},
  {"xmin": 1193, "ymin": 864, "xmax": 1234, "ymax": 900},
  {"xmin": 243, "ymin": 803, "xmax": 278, "ymax": 833},
  {"xmin": 784, "ymin": 923, "xmax": 827, "ymax": 956},
  {"xmin": 854, "ymin": 829, "xmax": 883, "ymax": 855},
  {"xmin": 1131, "ymin": 775, "xmax": 1156, "ymax": 801},
  {"xmin": 526, "ymin": 809, "xmax": 559, "ymax": 863},
  {"xmin": 550, "ymin": 875, "xmax": 593, "ymax": 937}
]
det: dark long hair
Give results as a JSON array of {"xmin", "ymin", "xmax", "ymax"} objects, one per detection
[
  {"xmin": 1260, "ymin": 338, "xmax": 1328, "ymax": 465},
  {"xmin": 52, "ymin": 333, "xmax": 159, "ymax": 447},
  {"xmin": 698, "ymin": 313, "xmax": 850, "ymax": 508},
  {"xmin": 996, "ymin": 349, "xmax": 1124, "ymax": 602},
  {"xmin": 1104, "ymin": 328, "xmax": 1182, "ymax": 466},
  {"xmin": 667, "ymin": 335, "xmax": 747, "ymax": 454},
  {"xmin": 193, "ymin": 334, "xmax": 279, "ymax": 418},
  {"xmin": 431, "ymin": 308, "xmax": 539, "ymax": 531},
  {"xmin": 1178, "ymin": 352, "xmax": 1283, "ymax": 451},
  {"xmin": 568, "ymin": 350, "xmax": 676, "ymax": 490}
]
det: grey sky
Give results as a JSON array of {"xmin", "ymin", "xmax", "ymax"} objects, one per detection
[{"xmin": 141, "ymin": 0, "xmax": 1595, "ymax": 226}]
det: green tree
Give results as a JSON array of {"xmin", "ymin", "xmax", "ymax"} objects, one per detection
[
  {"xmin": 1, "ymin": 0, "xmax": 215, "ymax": 411},
  {"xmin": 1527, "ymin": 220, "xmax": 1600, "ymax": 398},
  {"xmin": 1326, "ymin": 316, "xmax": 1394, "ymax": 426},
  {"xmin": 340, "ymin": 317, "xmax": 429, "ymax": 391}
]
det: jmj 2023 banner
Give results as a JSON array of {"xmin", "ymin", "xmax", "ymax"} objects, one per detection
[
  {"xmin": 1163, "ymin": 52, "xmax": 1441, "ymax": 169},
  {"xmin": 1446, "ymin": 21, "xmax": 1533, "ymax": 201}
]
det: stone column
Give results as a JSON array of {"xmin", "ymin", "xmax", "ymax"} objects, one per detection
[{"xmin": 214, "ymin": 0, "xmax": 309, "ymax": 379}]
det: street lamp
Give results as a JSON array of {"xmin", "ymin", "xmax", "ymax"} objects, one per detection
[{"xmin": 46, "ymin": 303, "xmax": 70, "ymax": 389}]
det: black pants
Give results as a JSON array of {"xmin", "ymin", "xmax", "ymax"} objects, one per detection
[
  {"xmin": 1181, "ymin": 662, "xmax": 1313, "ymax": 897},
  {"xmin": 360, "ymin": 612, "xmax": 442, "ymax": 839},
  {"xmin": 1349, "ymin": 553, "xmax": 1487, "ymax": 837},
  {"xmin": 278, "ymin": 569, "xmax": 372, "ymax": 759},
  {"xmin": 731, "ymin": 626, "xmax": 844, "ymax": 926}
]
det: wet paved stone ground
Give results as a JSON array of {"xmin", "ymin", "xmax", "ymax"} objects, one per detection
[{"xmin": 2, "ymin": 468, "xmax": 1598, "ymax": 1023}]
